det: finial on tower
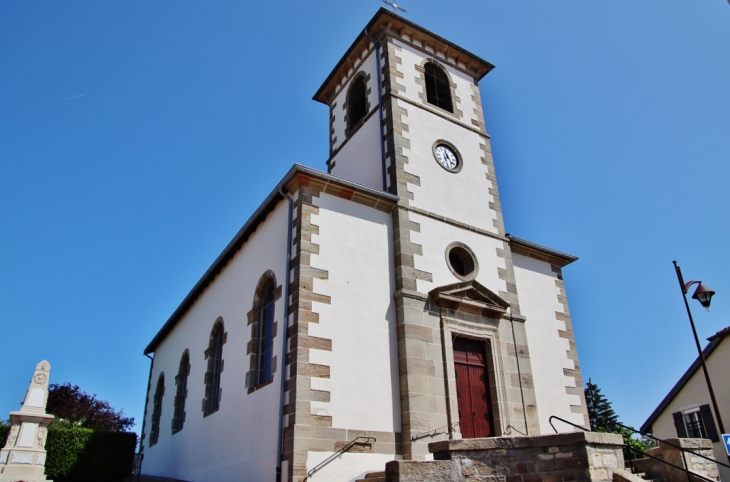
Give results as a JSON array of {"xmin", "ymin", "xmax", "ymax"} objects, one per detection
[{"xmin": 383, "ymin": 0, "xmax": 406, "ymax": 14}]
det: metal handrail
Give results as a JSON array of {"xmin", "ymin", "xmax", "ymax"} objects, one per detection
[
  {"xmin": 411, "ymin": 422, "xmax": 460, "ymax": 441},
  {"xmin": 548, "ymin": 416, "xmax": 719, "ymax": 482},
  {"xmin": 610, "ymin": 421, "xmax": 730, "ymax": 470},
  {"xmin": 306, "ymin": 436, "xmax": 376, "ymax": 478}
]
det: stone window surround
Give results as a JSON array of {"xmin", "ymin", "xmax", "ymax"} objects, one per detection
[
  {"xmin": 343, "ymin": 71, "xmax": 372, "ymax": 137},
  {"xmin": 149, "ymin": 372, "xmax": 165, "ymax": 447},
  {"xmin": 245, "ymin": 271, "xmax": 282, "ymax": 394},
  {"xmin": 171, "ymin": 350, "xmax": 190, "ymax": 435},
  {"xmin": 441, "ymin": 317, "xmax": 511, "ymax": 440},
  {"xmin": 327, "ymin": 45, "xmax": 377, "ymax": 152},
  {"xmin": 445, "ymin": 241, "xmax": 479, "ymax": 282},
  {"xmin": 444, "ymin": 241, "xmax": 479, "ymax": 281},
  {"xmin": 415, "ymin": 59, "xmax": 463, "ymax": 121},
  {"xmin": 202, "ymin": 317, "xmax": 227, "ymax": 417}
]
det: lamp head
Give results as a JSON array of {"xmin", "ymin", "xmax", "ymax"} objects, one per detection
[{"xmin": 691, "ymin": 283, "xmax": 715, "ymax": 311}]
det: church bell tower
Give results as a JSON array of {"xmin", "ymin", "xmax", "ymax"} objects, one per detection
[{"xmin": 313, "ymin": 8, "xmax": 574, "ymax": 461}]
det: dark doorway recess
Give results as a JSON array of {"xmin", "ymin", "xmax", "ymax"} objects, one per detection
[{"xmin": 453, "ymin": 337, "xmax": 495, "ymax": 438}]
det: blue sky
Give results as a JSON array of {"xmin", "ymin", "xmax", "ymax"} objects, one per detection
[{"xmin": 1, "ymin": 1, "xmax": 729, "ymax": 436}]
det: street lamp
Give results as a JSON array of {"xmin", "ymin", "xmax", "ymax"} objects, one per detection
[{"xmin": 673, "ymin": 261, "xmax": 725, "ymax": 435}]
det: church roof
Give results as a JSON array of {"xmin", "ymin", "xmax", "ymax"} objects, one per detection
[
  {"xmin": 144, "ymin": 164, "xmax": 398, "ymax": 355},
  {"xmin": 507, "ymin": 235, "xmax": 578, "ymax": 268},
  {"xmin": 313, "ymin": 8, "xmax": 496, "ymax": 104},
  {"xmin": 640, "ymin": 325, "xmax": 730, "ymax": 433}
]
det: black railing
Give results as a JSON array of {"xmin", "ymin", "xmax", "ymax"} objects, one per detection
[
  {"xmin": 411, "ymin": 422, "xmax": 460, "ymax": 441},
  {"xmin": 549, "ymin": 416, "xmax": 723, "ymax": 482},
  {"xmin": 609, "ymin": 421, "xmax": 729, "ymax": 471},
  {"xmin": 306, "ymin": 436, "xmax": 376, "ymax": 479}
]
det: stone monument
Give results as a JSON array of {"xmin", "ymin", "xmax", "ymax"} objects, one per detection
[{"xmin": 0, "ymin": 360, "xmax": 54, "ymax": 482}]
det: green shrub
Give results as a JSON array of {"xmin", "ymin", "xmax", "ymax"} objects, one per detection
[
  {"xmin": 0, "ymin": 423, "xmax": 8, "ymax": 446},
  {"xmin": 0, "ymin": 424, "xmax": 135, "ymax": 481}
]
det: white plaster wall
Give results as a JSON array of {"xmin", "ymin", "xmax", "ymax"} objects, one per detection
[
  {"xmin": 651, "ymin": 340, "xmax": 730, "ymax": 480},
  {"xmin": 512, "ymin": 253, "xmax": 584, "ymax": 434},
  {"xmin": 329, "ymin": 113, "xmax": 382, "ymax": 190},
  {"xmin": 387, "ymin": 38, "xmax": 498, "ymax": 232},
  {"xmin": 409, "ymin": 212, "xmax": 506, "ymax": 295},
  {"xmin": 142, "ymin": 202, "xmax": 289, "ymax": 482},
  {"xmin": 330, "ymin": 48, "xmax": 379, "ymax": 153},
  {"xmin": 403, "ymin": 106, "xmax": 497, "ymax": 233},
  {"xmin": 400, "ymin": 104, "xmax": 498, "ymax": 233},
  {"xmin": 306, "ymin": 452, "xmax": 401, "ymax": 482},
  {"xmin": 393, "ymin": 39, "xmax": 482, "ymax": 131},
  {"xmin": 307, "ymin": 192, "xmax": 400, "ymax": 433}
]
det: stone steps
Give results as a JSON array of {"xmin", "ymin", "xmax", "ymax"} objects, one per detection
[
  {"xmin": 355, "ymin": 470, "xmax": 386, "ymax": 482},
  {"xmin": 629, "ymin": 464, "xmax": 662, "ymax": 482}
]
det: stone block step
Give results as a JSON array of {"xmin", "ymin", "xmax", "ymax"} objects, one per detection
[
  {"xmin": 355, "ymin": 471, "xmax": 386, "ymax": 482},
  {"xmin": 365, "ymin": 472, "xmax": 385, "ymax": 478}
]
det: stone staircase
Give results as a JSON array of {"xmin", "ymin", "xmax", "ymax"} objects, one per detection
[
  {"xmin": 627, "ymin": 466, "xmax": 662, "ymax": 482},
  {"xmin": 355, "ymin": 470, "xmax": 386, "ymax": 482}
]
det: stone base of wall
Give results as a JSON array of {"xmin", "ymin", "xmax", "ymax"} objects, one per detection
[
  {"xmin": 385, "ymin": 432, "xmax": 625, "ymax": 482},
  {"xmin": 629, "ymin": 438, "xmax": 719, "ymax": 482}
]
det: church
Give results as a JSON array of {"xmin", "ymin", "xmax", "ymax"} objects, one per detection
[{"xmin": 139, "ymin": 8, "xmax": 590, "ymax": 482}]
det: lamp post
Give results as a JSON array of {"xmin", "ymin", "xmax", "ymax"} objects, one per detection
[{"xmin": 673, "ymin": 260, "xmax": 725, "ymax": 435}]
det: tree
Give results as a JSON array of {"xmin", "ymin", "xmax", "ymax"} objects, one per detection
[
  {"xmin": 584, "ymin": 379, "xmax": 652, "ymax": 460},
  {"xmin": 46, "ymin": 383, "xmax": 134, "ymax": 432},
  {"xmin": 585, "ymin": 378, "xmax": 618, "ymax": 431}
]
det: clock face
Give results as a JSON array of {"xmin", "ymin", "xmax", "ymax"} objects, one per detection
[{"xmin": 434, "ymin": 144, "xmax": 459, "ymax": 171}]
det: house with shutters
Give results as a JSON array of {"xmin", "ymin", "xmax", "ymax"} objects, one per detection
[
  {"xmin": 641, "ymin": 326, "xmax": 730, "ymax": 481},
  {"xmin": 139, "ymin": 8, "xmax": 590, "ymax": 482}
]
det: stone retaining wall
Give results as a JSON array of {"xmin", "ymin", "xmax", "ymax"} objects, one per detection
[
  {"xmin": 630, "ymin": 438, "xmax": 719, "ymax": 482},
  {"xmin": 386, "ymin": 432, "xmax": 625, "ymax": 481}
]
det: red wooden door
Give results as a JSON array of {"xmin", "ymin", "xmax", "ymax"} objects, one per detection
[{"xmin": 453, "ymin": 337, "xmax": 494, "ymax": 438}]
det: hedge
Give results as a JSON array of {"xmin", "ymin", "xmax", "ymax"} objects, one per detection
[{"xmin": 0, "ymin": 425, "xmax": 136, "ymax": 482}]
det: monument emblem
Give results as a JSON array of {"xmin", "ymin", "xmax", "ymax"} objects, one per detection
[{"xmin": 0, "ymin": 360, "xmax": 54, "ymax": 481}]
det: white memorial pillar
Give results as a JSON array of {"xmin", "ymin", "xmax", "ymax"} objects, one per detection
[{"xmin": 0, "ymin": 360, "xmax": 54, "ymax": 482}]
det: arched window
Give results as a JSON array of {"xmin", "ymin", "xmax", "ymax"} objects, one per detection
[
  {"xmin": 347, "ymin": 75, "xmax": 368, "ymax": 132},
  {"xmin": 172, "ymin": 350, "xmax": 190, "ymax": 433},
  {"xmin": 203, "ymin": 319, "xmax": 226, "ymax": 416},
  {"xmin": 149, "ymin": 373, "xmax": 164, "ymax": 446},
  {"xmin": 246, "ymin": 272, "xmax": 280, "ymax": 393},
  {"xmin": 256, "ymin": 279, "xmax": 276, "ymax": 385},
  {"xmin": 425, "ymin": 63, "xmax": 453, "ymax": 112}
]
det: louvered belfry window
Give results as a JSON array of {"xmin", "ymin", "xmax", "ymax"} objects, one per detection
[
  {"xmin": 425, "ymin": 63, "xmax": 453, "ymax": 113},
  {"xmin": 347, "ymin": 75, "xmax": 368, "ymax": 132}
]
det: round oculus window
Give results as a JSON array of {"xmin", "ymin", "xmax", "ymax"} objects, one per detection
[
  {"xmin": 433, "ymin": 142, "xmax": 462, "ymax": 173},
  {"xmin": 446, "ymin": 243, "xmax": 478, "ymax": 280}
]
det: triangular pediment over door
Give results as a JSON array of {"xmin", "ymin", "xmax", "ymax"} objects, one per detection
[{"xmin": 428, "ymin": 280, "xmax": 510, "ymax": 317}]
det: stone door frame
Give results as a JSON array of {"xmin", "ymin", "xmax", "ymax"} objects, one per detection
[{"xmin": 441, "ymin": 315, "xmax": 510, "ymax": 439}]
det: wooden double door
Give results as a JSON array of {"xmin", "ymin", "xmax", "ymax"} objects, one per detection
[{"xmin": 453, "ymin": 337, "xmax": 495, "ymax": 438}]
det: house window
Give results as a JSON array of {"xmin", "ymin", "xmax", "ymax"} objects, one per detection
[
  {"xmin": 149, "ymin": 373, "xmax": 164, "ymax": 446},
  {"xmin": 425, "ymin": 63, "xmax": 453, "ymax": 112},
  {"xmin": 172, "ymin": 350, "xmax": 190, "ymax": 434},
  {"xmin": 203, "ymin": 319, "xmax": 226, "ymax": 416},
  {"xmin": 672, "ymin": 404, "xmax": 719, "ymax": 442},
  {"xmin": 347, "ymin": 75, "xmax": 368, "ymax": 133},
  {"xmin": 683, "ymin": 409, "xmax": 706, "ymax": 439},
  {"xmin": 246, "ymin": 272, "xmax": 280, "ymax": 393}
]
